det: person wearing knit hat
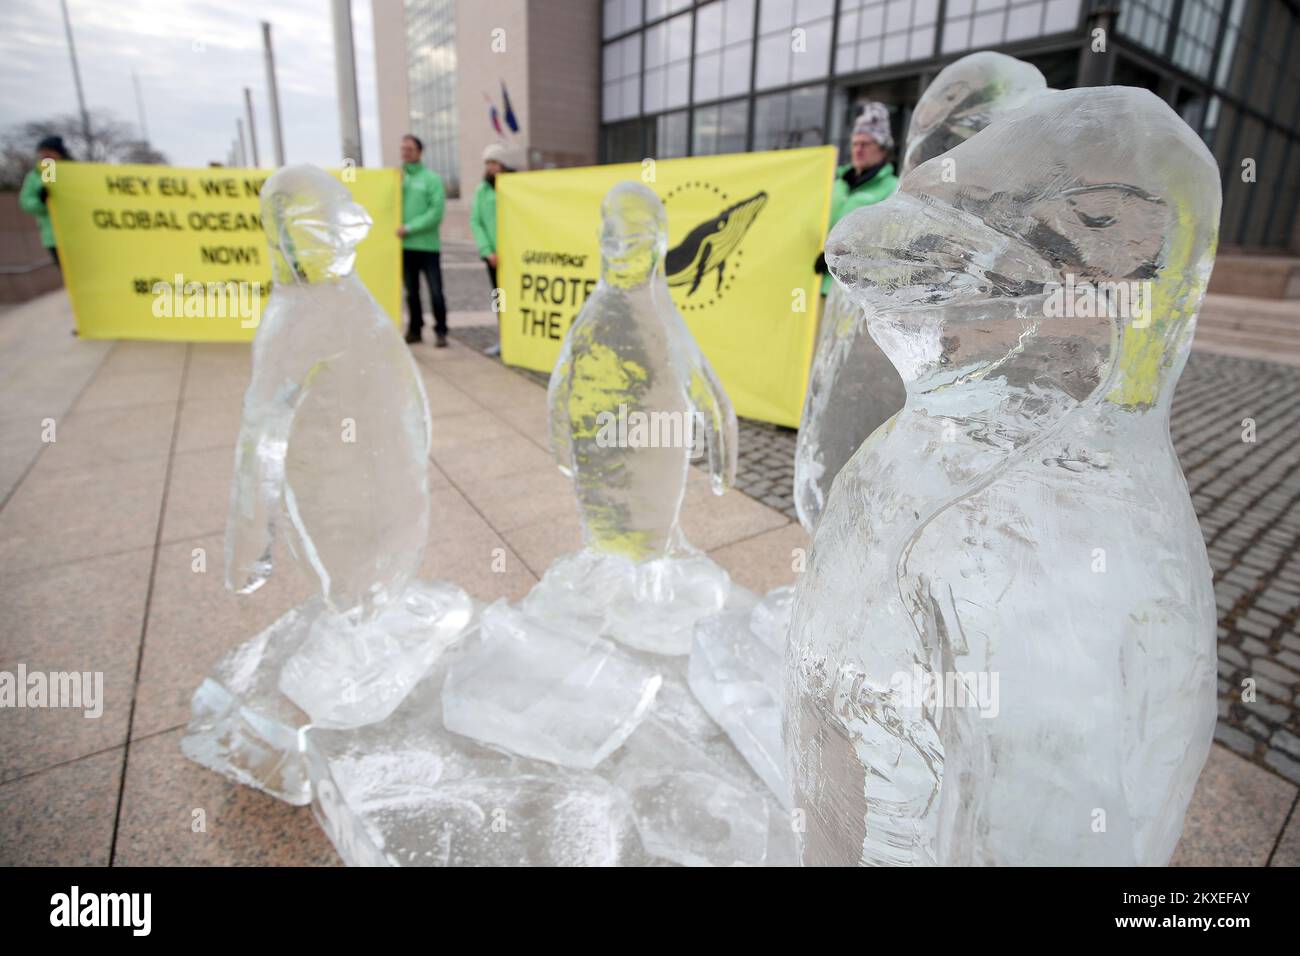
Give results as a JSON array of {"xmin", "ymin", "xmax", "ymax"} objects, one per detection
[
  {"xmin": 815, "ymin": 101, "xmax": 899, "ymax": 295},
  {"xmin": 471, "ymin": 141, "xmax": 522, "ymax": 356}
]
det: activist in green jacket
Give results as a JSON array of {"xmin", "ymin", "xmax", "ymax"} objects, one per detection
[
  {"xmin": 474, "ymin": 142, "xmax": 517, "ymax": 356},
  {"xmin": 400, "ymin": 160, "xmax": 445, "ymax": 252},
  {"xmin": 818, "ymin": 103, "xmax": 899, "ymax": 294},
  {"xmin": 469, "ymin": 179, "xmax": 497, "ymax": 260},
  {"xmin": 19, "ymin": 168, "xmax": 54, "ymax": 249},
  {"xmin": 19, "ymin": 135, "xmax": 73, "ymax": 256}
]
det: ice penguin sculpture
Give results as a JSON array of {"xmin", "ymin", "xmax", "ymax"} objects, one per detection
[
  {"xmin": 794, "ymin": 51, "xmax": 1048, "ymax": 530},
  {"xmin": 785, "ymin": 88, "xmax": 1219, "ymax": 866},
  {"xmin": 533, "ymin": 181, "xmax": 737, "ymax": 653},
  {"xmin": 182, "ymin": 165, "xmax": 472, "ymax": 801},
  {"xmin": 442, "ymin": 183, "xmax": 740, "ymax": 777},
  {"xmin": 687, "ymin": 52, "xmax": 1051, "ymax": 809}
]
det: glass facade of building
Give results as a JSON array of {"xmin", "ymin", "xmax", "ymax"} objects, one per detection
[
  {"xmin": 600, "ymin": 0, "xmax": 1300, "ymax": 248},
  {"xmin": 405, "ymin": 0, "xmax": 460, "ymax": 196}
]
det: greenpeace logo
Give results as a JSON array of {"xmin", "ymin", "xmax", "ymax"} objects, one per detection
[
  {"xmin": 50, "ymin": 886, "xmax": 151, "ymax": 936},
  {"xmin": 522, "ymin": 249, "xmax": 589, "ymax": 269},
  {"xmin": 0, "ymin": 664, "xmax": 103, "ymax": 718}
]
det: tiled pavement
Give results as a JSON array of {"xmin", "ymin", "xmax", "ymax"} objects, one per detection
[{"xmin": 0, "ymin": 288, "xmax": 1296, "ymax": 867}]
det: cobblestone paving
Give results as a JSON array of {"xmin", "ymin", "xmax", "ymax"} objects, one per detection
[{"xmin": 449, "ymin": 298, "xmax": 1300, "ymax": 787}]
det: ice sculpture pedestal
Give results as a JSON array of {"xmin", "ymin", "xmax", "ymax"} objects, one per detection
[
  {"xmin": 181, "ymin": 580, "xmax": 474, "ymax": 805},
  {"xmin": 688, "ymin": 585, "xmax": 793, "ymax": 807},
  {"xmin": 306, "ymin": 600, "xmax": 795, "ymax": 867}
]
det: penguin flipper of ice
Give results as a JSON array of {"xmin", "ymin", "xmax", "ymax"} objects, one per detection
[
  {"xmin": 225, "ymin": 345, "xmax": 306, "ymax": 595},
  {"xmin": 546, "ymin": 324, "xmax": 577, "ymax": 478},
  {"xmin": 667, "ymin": 329, "xmax": 737, "ymax": 496}
]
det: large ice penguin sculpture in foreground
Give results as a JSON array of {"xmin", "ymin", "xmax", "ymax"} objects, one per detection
[
  {"xmin": 690, "ymin": 52, "xmax": 1051, "ymax": 809},
  {"xmin": 785, "ymin": 87, "xmax": 1220, "ymax": 865},
  {"xmin": 793, "ymin": 51, "xmax": 1048, "ymax": 531},
  {"xmin": 182, "ymin": 165, "xmax": 472, "ymax": 801}
]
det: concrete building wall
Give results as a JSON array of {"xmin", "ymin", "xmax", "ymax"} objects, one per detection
[
  {"xmin": 371, "ymin": 0, "xmax": 410, "ymax": 169},
  {"xmin": 455, "ymin": 0, "xmax": 530, "ymax": 197},
  {"xmin": 525, "ymin": 0, "xmax": 601, "ymax": 170}
]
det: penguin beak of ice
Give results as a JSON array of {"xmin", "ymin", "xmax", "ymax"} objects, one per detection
[{"xmin": 825, "ymin": 191, "xmax": 1053, "ymax": 313}]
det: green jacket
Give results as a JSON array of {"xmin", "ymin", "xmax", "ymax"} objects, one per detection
[
  {"xmin": 469, "ymin": 179, "xmax": 497, "ymax": 258},
  {"xmin": 821, "ymin": 161, "xmax": 899, "ymax": 294},
  {"xmin": 19, "ymin": 168, "xmax": 55, "ymax": 249},
  {"xmin": 401, "ymin": 162, "xmax": 444, "ymax": 252}
]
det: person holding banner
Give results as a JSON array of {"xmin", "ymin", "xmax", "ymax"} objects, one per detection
[
  {"xmin": 19, "ymin": 135, "xmax": 72, "ymax": 274},
  {"xmin": 397, "ymin": 134, "xmax": 449, "ymax": 347},
  {"xmin": 471, "ymin": 143, "xmax": 515, "ymax": 356},
  {"xmin": 814, "ymin": 103, "xmax": 899, "ymax": 295}
]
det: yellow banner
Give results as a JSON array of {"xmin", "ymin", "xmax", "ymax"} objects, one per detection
[
  {"xmin": 497, "ymin": 147, "xmax": 836, "ymax": 427},
  {"xmin": 47, "ymin": 163, "xmax": 402, "ymax": 341}
]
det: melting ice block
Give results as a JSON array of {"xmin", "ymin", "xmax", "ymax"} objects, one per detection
[
  {"xmin": 441, "ymin": 601, "xmax": 662, "ymax": 769},
  {"xmin": 308, "ymin": 641, "xmax": 790, "ymax": 866},
  {"xmin": 518, "ymin": 548, "xmax": 730, "ymax": 656},
  {"xmin": 278, "ymin": 581, "xmax": 473, "ymax": 729},
  {"xmin": 787, "ymin": 87, "xmax": 1220, "ymax": 866},
  {"xmin": 182, "ymin": 602, "xmax": 318, "ymax": 805},
  {"xmin": 307, "ymin": 650, "xmax": 652, "ymax": 867},
  {"xmin": 688, "ymin": 586, "xmax": 793, "ymax": 807}
]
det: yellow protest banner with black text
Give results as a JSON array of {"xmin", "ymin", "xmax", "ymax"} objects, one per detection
[
  {"xmin": 47, "ymin": 162, "xmax": 401, "ymax": 341},
  {"xmin": 497, "ymin": 147, "xmax": 836, "ymax": 427}
]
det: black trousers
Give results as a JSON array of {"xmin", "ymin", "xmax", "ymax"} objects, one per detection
[
  {"xmin": 485, "ymin": 260, "xmax": 497, "ymax": 291},
  {"xmin": 402, "ymin": 248, "xmax": 447, "ymax": 337}
]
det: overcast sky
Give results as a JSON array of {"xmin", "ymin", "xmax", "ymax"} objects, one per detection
[{"xmin": 0, "ymin": 0, "xmax": 383, "ymax": 168}]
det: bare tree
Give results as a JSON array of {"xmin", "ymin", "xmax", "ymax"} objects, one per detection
[{"xmin": 0, "ymin": 112, "xmax": 168, "ymax": 190}]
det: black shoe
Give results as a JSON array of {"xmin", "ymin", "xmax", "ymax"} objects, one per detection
[
  {"xmin": 405, "ymin": 331, "xmax": 422, "ymax": 344},
  {"xmin": 435, "ymin": 334, "xmax": 448, "ymax": 348}
]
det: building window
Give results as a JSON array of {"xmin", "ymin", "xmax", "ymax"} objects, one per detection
[
  {"xmin": 405, "ymin": 0, "xmax": 459, "ymax": 196},
  {"xmin": 603, "ymin": 34, "xmax": 642, "ymax": 122},
  {"xmin": 755, "ymin": 0, "xmax": 834, "ymax": 91},
  {"xmin": 643, "ymin": 11, "xmax": 692, "ymax": 113},
  {"xmin": 651, "ymin": 110, "xmax": 690, "ymax": 158},
  {"xmin": 603, "ymin": 0, "xmax": 643, "ymax": 39},
  {"xmin": 646, "ymin": 0, "xmax": 691, "ymax": 22},
  {"xmin": 837, "ymin": 0, "xmax": 938, "ymax": 72},
  {"xmin": 603, "ymin": 118, "xmax": 643, "ymax": 162},
  {"xmin": 1115, "ymin": 0, "xmax": 1175, "ymax": 53},
  {"xmin": 753, "ymin": 84, "xmax": 827, "ymax": 149},
  {"xmin": 694, "ymin": 0, "xmax": 755, "ymax": 102},
  {"xmin": 1214, "ymin": 0, "xmax": 1248, "ymax": 90},
  {"xmin": 1171, "ymin": 0, "xmax": 1225, "ymax": 79},
  {"xmin": 941, "ymin": 0, "xmax": 1080, "ymax": 55},
  {"xmin": 692, "ymin": 97, "xmax": 749, "ymax": 154}
]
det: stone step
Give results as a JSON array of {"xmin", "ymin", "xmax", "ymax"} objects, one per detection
[
  {"xmin": 1195, "ymin": 294, "xmax": 1300, "ymax": 358},
  {"xmin": 1208, "ymin": 255, "xmax": 1300, "ymax": 299}
]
